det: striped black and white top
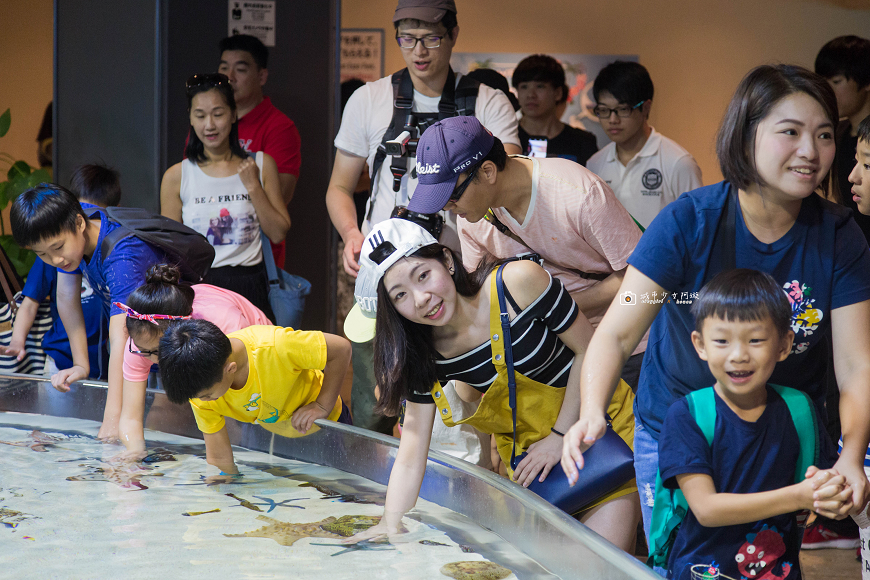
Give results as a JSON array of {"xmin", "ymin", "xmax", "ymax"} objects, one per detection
[{"xmin": 408, "ymin": 274, "xmax": 579, "ymax": 404}]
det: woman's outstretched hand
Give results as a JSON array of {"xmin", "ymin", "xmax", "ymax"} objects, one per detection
[{"xmin": 560, "ymin": 414, "xmax": 608, "ymax": 485}]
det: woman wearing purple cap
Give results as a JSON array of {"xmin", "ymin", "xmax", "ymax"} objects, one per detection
[{"xmin": 344, "ymin": 217, "xmax": 639, "ymax": 552}]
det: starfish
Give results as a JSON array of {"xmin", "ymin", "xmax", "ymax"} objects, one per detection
[
  {"xmin": 225, "ymin": 515, "xmax": 344, "ymax": 546},
  {"xmin": 440, "ymin": 561, "xmax": 513, "ymax": 580},
  {"xmin": 224, "ymin": 515, "xmax": 381, "ymax": 547},
  {"xmin": 298, "ymin": 482, "xmax": 378, "ymax": 504},
  {"xmin": 308, "ymin": 539, "xmax": 395, "ymax": 556},
  {"xmin": 249, "ymin": 496, "xmax": 305, "ymax": 512},
  {"xmin": 225, "ymin": 493, "xmax": 262, "ymax": 512},
  {"xmin": 66, "ymin": 464, "xmax": 164, "ymax": 490},
  {"xmin": 0, "ymin": 430, "xmax": 65, "ymax": 452}
]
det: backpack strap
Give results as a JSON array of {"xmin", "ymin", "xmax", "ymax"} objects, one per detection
[
  {"xmin": 100, "ymin": 225, "xmax": 134, "ymax": 263},
  {"xmin": 647, "ymin": 470, "xmax": 688, "ymax": 568},
  {"xmin": 769, "ymin": 383, "xmax": 819, "ymax": 483},
  {"xmin": 367, "ymin": 70, "xmax": 412, "ymax": 220},
  {"xmin": 495, "ymin": 263, "xmax": 520, "ymax": 469},
  {"xmin": 454, "ymin": 73, "xmax": 479, "ymax": 118},
  {"xmin": 646, "ymin": 387, "xmax": 718, "ymax": 568},
  {"xmin": 367, "ymin": 68, "xmax": 480, "ymax": 222},
  {"xmin": 685, "ymin": 387, "xmax": 717, "ymax": 446},
  {"xmin": 94, "ymin": 207, "xmax": 133, "ymax": 262}
]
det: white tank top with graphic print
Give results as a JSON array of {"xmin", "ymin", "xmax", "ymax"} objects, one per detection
[{"xmin": 180, "ymin": 151, "xmax": 264, "ymax": 268}]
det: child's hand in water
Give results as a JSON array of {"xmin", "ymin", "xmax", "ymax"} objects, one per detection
[
  {"xmin": 51, "ymin": 365, "xmax": 88, "ymax": 393},
  {"xmin": 343, "ymin": 510, "xmax": 408, "ymax": 544},
  {"xmin": 108, "ymin": 448, "xmax": 149, "ymax": 465},
  {"xmin": 291, "ymin": 402, "xmax": 330, "ymax": 434}
]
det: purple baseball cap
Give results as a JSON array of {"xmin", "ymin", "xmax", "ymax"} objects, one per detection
[
  {"xmin": 393, "ymin": 0, "xmax": 457, "ymax": 24},
  {"xmin": 408, "ymin": 116, "xmax": 494, "ymax": 214}
]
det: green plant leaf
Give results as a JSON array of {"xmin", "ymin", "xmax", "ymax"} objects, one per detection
[
  {"xmin": 26, "ymin": 168, "xmax": 51, "ymax": 188},
  {"xmin": 0, "ymin": 235, "xmax": 36, "ymax": 279},
  {"xmin": 0, "ymin": 181, "xmax": 8, "ymax": 209},
  {"xmin": 7, "ymin": 173, "xmax": 32, "ymax": 200},
  {"xmin": 7, "ymin": 160, "xmax": 31, "ymax": 181},
  {"xmin": 0, "ymin": 109, "xmax": 10, "ymax": 138}
]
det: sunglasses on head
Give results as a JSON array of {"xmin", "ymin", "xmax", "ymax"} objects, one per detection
[{"xmin": 186, "ymin": 73, "xmax": 230, "ymax": 92}]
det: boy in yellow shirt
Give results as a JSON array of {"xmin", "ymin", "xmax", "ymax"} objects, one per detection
[{"xmin": 159, "ymin": 320, "xmax": 352, "ymax": 475}]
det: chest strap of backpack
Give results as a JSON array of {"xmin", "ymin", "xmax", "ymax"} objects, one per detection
[{"xmin": 367, "ymin": 67, "xmax": 479, "ymax": 221}]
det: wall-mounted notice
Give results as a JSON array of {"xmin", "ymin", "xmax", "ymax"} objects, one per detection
[
  {"xmin": 228, "ymin": 1, "xmax": 276, "ymax": 47},
  {"xmin": 340, "ymin": 29, "xmax": 385, "ymax": 83}
]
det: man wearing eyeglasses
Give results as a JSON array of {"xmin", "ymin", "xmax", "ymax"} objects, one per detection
[
  {"xmin": 327, "ymin": 0, "xmax": 519, "ymax": 434},
  {"xmin": 586, "ymin": 61, "xmax": 702, "ymax": 229},
  {"xmin": 407, "ymin": 116, "xmax": 648, "ymax": 391}
]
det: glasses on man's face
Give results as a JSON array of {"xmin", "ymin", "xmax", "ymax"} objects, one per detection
[
  {"xmin": 592, "ymin": 101, "xmax": 645, "ymax": 119},
  {"xmin": 396, "ymin": 35, "xmax": 442, "ymax": 50},
  {"xmin": 186, "ymin": 73, "xmax": 230, "ymax": 92},
  {"xmin": 128, "ymin": 340, "xmax": 158, "ymax": 358},
  {"xmin": 448, "ymin": 166, "xmax": 478, "ymax": 204}
]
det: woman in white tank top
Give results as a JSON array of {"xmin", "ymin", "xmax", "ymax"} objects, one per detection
[{"xmin": 160, "ymin": 73, "xmax": 290, "ymax": 321}]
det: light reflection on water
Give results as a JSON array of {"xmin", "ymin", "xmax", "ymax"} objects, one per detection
[{"xmin": 0, "ymin": 412, "xmax": 560, "ymax": 579}]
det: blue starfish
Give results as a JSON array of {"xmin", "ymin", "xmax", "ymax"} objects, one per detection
[
  {"xmin": 175, "ymin": 475, "xmax": 257, "ymax": 487},
  {"xmin": 249, "ymin": 496, "xmax": 305, "ymax": 512},
  {"xmin": 309, "ymin": 539, "xmax": 395, "ymax": 557}
]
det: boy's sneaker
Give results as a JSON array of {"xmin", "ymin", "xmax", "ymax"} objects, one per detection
[{"xmin": 801, "ymin": 522, "xmax": 860, "ymax": 550}]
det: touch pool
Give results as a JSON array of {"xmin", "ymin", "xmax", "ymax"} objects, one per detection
[{"xmin": 0, "ymin": 373, "xmax": 658, "ymax": 579}]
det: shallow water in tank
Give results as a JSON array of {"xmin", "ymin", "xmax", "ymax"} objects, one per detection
[{"xmin": 0, "ymin": 412, "xmax": 562, "ymax": 579}]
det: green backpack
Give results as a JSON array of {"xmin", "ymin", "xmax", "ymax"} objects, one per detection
[{"xmin": 646, "ymin": 384, "xmax": 819, "ymax": 569}]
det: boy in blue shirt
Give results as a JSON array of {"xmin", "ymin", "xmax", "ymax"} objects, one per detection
[
  {"xmin": 2, "ymin": 165, "xmax": 122, "ymax": 378},
  {"xmin": 10, "ymin": 183, "xmax": 165, "ymax": 440},
  {"xmin": 658, "ymin": 269, "xmax": 853, "ymax": 580}
]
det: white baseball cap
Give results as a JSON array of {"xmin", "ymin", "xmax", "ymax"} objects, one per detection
[{"xmin": 343, "ymin": 218, "xmax": 438, "ymax": 343}]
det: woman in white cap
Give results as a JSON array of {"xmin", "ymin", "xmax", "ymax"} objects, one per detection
[{"xmin": 344, "ymin": 217, "xmax": 639, "ymax": 551}]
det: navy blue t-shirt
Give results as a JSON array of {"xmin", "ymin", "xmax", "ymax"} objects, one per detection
[
  {"xmin": 628, "ymin": 181, "xmax": 870, "ymax": 437},
  {"xmin": 22, "ymin": 257, "xmax": 107, "ymax": 378},
  {"xmin": 659, "ymin": 386, "xmax": 834, "ymax": 580},
  {"xmin": 66, "ymin": 208, "xmax": 165, "ymax": 318}
]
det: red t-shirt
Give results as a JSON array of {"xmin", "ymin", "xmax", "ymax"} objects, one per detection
[{"xmin": 238, "ymin": 97, "xmax": 302, "ymax": 268}]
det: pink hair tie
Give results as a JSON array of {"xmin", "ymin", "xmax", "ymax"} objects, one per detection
[{"xmin": 113, "ymin": 302, "xmax": 193, "ymax": 326}]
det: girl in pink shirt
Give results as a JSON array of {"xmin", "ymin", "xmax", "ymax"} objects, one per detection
[{"xmin": 115, "ymin": 264, "xmax": 270, "ymax": 459}]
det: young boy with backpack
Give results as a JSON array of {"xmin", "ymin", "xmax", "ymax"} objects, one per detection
[
  {"xmin": 10, "ymin": 183, "xmax": 213, "ymax": 441},
  {"xmin": 651, "ymin": 269, "xmax": 852, "ymax": 580},
  {"xmin": 1, "ymin": 165, "xmax": 122, "ymax": 378}
]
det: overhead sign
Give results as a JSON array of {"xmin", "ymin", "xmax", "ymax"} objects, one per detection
[{"xmin": 228, "ymin": 1, "xmax": 276, "ymax": 47}]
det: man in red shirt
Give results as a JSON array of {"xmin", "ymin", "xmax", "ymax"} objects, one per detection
[{"xmin": 218, "ymin": 34, "xmax": 302, "ymax": 268}]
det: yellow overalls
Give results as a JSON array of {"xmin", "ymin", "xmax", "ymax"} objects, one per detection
[{"xmin": 430, "ymin": 271, "xmax": 637, "ymax": 510}]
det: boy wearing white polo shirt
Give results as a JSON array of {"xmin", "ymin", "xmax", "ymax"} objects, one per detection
[{"xmin": 586, "ymin": 61, "xmax": 702, "ymax": 229}]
